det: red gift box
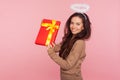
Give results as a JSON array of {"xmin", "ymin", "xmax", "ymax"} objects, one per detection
[{"xmin": 35, "ymin": 19, "xmax": 61, "ymax": 46}]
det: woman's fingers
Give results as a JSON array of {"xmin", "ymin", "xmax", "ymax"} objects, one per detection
[
  {"xmin": 47, "ymin": 44, "xmax": 52, "ymax": 48},
  {"xmin": 52, "ymin": 42, "xmax": 55, "ymax": 47},
  {"xmin": 47, "ymin": 42, "xmax": 56, "ymax": 49}
]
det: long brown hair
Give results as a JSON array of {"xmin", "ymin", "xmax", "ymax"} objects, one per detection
[{"xmin": 59, "ymin": 12, "xmax": 91, "ymax": 59}]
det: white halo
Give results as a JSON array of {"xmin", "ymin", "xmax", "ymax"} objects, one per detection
[{"xmin": 70, "ymin": 3, "xmax": 90, "ymax": 13}]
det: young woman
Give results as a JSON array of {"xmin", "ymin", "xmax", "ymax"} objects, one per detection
[{"xmin": 47, "ymin": 12, "xmax": 91, "ymax": 80}]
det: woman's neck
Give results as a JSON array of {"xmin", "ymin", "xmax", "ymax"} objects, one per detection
[{"xmin": 71, "ymin": 34, "xmax": 76, "ymax": 39}]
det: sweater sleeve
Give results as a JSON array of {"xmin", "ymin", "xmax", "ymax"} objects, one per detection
[{"xmin": 47, "ymin": 40, "xmax": 85, "ymax": 70}]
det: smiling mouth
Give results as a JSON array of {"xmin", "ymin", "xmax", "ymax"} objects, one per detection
[{"xmin": 71, "ymin": 29, "xmax": 76, "ymax": 32}]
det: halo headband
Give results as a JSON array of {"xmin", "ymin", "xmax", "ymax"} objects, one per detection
[{"xmin": 70, "ymin": 3, "xmax": 90, "ymax": 13}]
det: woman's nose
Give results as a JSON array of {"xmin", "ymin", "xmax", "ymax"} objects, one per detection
[{"xmin": 72, "ymin": 25, "xmax": 76, "ymax": 28}]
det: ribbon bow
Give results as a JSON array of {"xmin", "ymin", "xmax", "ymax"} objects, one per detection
[{"xmin": 41, "ymin": 20, "xmax": 59, "ymax": 45}]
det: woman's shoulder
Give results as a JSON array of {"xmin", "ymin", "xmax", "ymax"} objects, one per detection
[
  {"xmin": 75, "ymin": 39, "xmax": 85, "ymax": 44},
  {"xmin": 73, "ymin": 39, "xmax": 85, "ymax": 48}
]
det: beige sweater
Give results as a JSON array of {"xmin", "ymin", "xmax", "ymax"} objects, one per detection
[{"xmin": 47, "ymin": 40, "xmax": 86, "ymax": 80}]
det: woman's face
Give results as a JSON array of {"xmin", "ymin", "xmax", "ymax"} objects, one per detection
[{"xmin": 70, "ymin": 16, "xmax": 84, "ymax": 35}]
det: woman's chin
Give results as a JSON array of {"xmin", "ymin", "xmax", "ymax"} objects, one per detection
[{"xmin": 72, "ymin": 32, "xmax": 77, "ymax": 34}]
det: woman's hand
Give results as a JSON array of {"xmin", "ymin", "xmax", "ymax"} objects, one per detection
[
  {"xmin": 47, "ymin": 42, "xmax": 56, "ymax": 55},
  {"xmin": 47, "ymin": 42, "xmax": 56, "ymax": 50}
]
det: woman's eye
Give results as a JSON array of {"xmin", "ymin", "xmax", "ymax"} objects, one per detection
[{"xmin": 76, "ymin": 23, "xmax": 80, "ymax": 25}]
